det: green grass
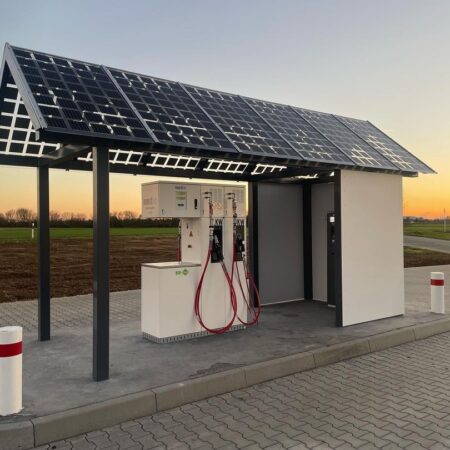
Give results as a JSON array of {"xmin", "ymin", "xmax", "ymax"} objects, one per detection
[
  {"xmin": 0, "ymin": 227, "xmax": 178, "ymax": 241},
  {"xmin": 404, "ymin": 223, "xmax": 450, "ymax": 241}
]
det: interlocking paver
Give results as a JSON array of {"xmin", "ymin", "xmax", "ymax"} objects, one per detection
[
  {"xmin": 0, "ymin": 290, "xmax": 140, "ymax": 331},
  {"xmin": 34, "ymin": 332, "xmax": 450, "ymax": 449}
]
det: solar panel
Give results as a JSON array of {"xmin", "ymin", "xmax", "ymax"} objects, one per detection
[
  {"xmin": 107, "ymin": 68, "xmax": 235, "ymax": 152},
  {"xmin": 78, "ymin": 150, "xmax": 200, "ymax": 170},
  {"xmin": 0, "ymin": 72, "xmax": 59, "ymax": 157},
  {"xmin": 78, "ymin": 149, "xmax": 143, "ymax": 166},
  {"xmin": 184, "ymin": 86, "xmax": 299, "ymax": 159},
  {"xmin": 246, "ymin": 98, "xmax": 353, "ymax": 165},
  {"xmin": 10, "ymin": 46, "xmax": 152, "ymax": 144},
  {"xmin": 203, "ymin": 159, "xmax": 248, "ymax": 174},
  {"xmin": 296, "ymin": 108, "xmax": 398, "ymax": 171},
  {"xmin": 334, "ymin": 116, "xmax": 434, "ymax": 173},
  {"xmin": 251, "ymin": 163, "xmax": 287, "ymax": 176}
]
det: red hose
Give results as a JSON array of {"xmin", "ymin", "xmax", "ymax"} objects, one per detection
[
  {"xmin": 231, "ymin": 244, "xmax": 262, "ymax": 326},
  {"xmin": 194, "ymin": 245, "xmax": 238, "ymax": 334}
]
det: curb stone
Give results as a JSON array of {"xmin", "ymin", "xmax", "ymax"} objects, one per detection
[
  {"xmin": 4, "ymin": 317, "xmax": 450, "ymax": 449},
  {"xmin": 32, "ymin": 390, "xmax": 156, "ymax": 446},
  {"xmin": 368, "ymin": 327, "xmax": 416, "ymax": 352},
  {"xmin": 244, "ymin": 352, "xmax": 315, "ymax": 385},
  {"xmin": 313, "ymin": 338, "xmax": 370, "ymax": 367},
  {"xmin": 154, "ymin": 368, "xmax": 246, "ymax": 412},
  {"xmin": 413, "ymin": 317, "xmax": 450, "ymax": 340},
  {"xmin": 0, "ymin": 420, "xmax": 34, "ymax": 450}
]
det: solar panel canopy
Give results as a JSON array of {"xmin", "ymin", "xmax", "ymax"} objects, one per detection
[{"xmin": 0, "ymin": 43, "xmax": 434, "ymax": 177}]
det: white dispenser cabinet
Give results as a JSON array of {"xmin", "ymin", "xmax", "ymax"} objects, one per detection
[{"xmin": 141, "ymin": 262, "xmax": 201, "ymax": 342}]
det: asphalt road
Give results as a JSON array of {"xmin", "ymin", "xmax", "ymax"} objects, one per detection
[
  {"xmin": 34, "ymin": 332, "xmax": 450, "ymax": 449},
  {"xmin": 404, "ymin": 235, "xmax": 450, "ymax": 254}
]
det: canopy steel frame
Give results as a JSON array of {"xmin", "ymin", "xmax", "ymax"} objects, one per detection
[
  {"xmin": 92, "ymin": 147, "xmax": 110, "ymax": 381},
  {"xmin": 37, "ymin": 165, "xmax": 50, "ymax": 341}
]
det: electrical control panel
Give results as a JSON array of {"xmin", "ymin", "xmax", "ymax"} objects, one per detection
[
  {"xmin": 142, "ymin": 182, "xmax": 245, "ymax": 219},
  {"xmin": 141, "ymin": 182, "xmax": 201, "ymax": 218}
]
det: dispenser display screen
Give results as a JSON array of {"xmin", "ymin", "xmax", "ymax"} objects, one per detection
[{"xmin": 175, "ymin": 186, "xmax": 187, "ymax": 210}]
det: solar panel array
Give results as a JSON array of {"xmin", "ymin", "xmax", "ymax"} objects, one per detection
[
  {"xmin": 11, "ymin": 47, "xmax": 151, "ymax": 143},
  {"xmin": 246, "ymin": 99, "xmax": 353, "ymax": 165},
  {"xmin": 108, "ymin": 69, "xmax": 235, "ymax": 151},
  {"xmin": 0, "ymin": 44, "xmax": 433, "ymax": 175},
  {"xmin": 296, "ymin": 108, "xmax": 398, "ymax": 170},
  {"xmin": 184, "ymin": 86, "xmax": 299, "ymax": 159},
  {"xmin": 335, "ymin": 116, "xmax": 434, "ymax": 174}
]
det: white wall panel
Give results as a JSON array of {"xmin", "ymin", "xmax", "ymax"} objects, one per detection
[{"xmin": 340, "ymin": 170, "xmax": 404, "ymax": 326}]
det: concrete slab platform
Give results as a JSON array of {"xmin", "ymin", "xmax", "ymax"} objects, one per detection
[{"xmin": 14, "ymin": 301, "xmax": 446, "ymax": 420}]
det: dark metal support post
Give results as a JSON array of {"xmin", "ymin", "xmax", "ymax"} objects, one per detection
[
  {"xmin": 334, "ymin": 171, "xmax": 343, "ymax": 327},
  {"xmin": 247, "ymin": 182, "xmax": 259, "ymax": 302},
  {"xmin": 303, "ymin": 184, "xmax": 313, "ymax": 300},
  {"xmin": 92, "ymin": 147, "xmax": 110, "ymax": 381},
  {"xmin": 37, "ymin": 166, "xmax": 50, "ymax": 341}
]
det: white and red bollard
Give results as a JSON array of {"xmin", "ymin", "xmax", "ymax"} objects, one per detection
[
  {"xmin": 431, "ymin": 272, "xmax": 445, "ymax": 314},
  {"xmin": 0, "ymin": 326, "xmax": 23, "ymax": 416}
]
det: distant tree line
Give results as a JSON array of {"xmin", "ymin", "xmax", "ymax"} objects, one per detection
[
  {"xmin": 403, "ymin": 216, "xmax": 447, "ymax": 224},
  {"xmin": 0, "ymin": 208, "xmax": 178, "ymax": 228}
]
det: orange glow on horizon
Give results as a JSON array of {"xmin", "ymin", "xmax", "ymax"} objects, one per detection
[{"xmin": 0, "ymin": 165, "xmax": 448, "ymax": 220}]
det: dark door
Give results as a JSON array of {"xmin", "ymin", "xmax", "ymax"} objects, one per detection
[{"xmin": 327, "ymin": 212, "xmax": 336, "ymax": 307}]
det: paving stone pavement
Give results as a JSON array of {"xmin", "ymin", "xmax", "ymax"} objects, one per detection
[
  {"xmin": 0, "ymin": 290, "xmax": 140, "ymax": 331},
  {"xmin": 33, "ymin": 332, "xmax": 450, "ymax": 449}
]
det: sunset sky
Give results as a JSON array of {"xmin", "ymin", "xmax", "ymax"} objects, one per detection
[{"xmin": 0, "ymin": 0, "xmax": 449, "ymax": 218}]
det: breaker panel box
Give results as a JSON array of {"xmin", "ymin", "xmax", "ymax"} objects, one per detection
[{"xmin": 141, "ymin": 182, "xmax": 201, "ymax": 218}]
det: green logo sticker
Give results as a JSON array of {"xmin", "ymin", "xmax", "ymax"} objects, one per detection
[{"xmin": 175, "ymin": 269, "xmax": 189, "ymax": 276}]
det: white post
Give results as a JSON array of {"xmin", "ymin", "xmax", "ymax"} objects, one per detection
[
  {"xmin": 0, "ymin": 326, "xmax": 23, "ymax": 415},
  {"xmin": 431, "ymin": 272, "xmax": 445, "ymax": 314},
  {"xmin": 31, "ymin": 222, "xmax": 35, "ymax": 240}
]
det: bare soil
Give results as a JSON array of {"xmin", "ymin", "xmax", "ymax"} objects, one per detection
[
  {"xmin": 404, "ymin": 246, "xmax": 450, "ymax": 268},
  {"xmin": 1, "ymin": 239, "xmax": 448, "ymax": 303},
  {"xmin": 0, "ymin": 236, "xmax": 177, "ymax": 302}
]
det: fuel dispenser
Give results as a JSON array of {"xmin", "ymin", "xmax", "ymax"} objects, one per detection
[
  {"xmin": 140, "ymin": 181, "xmax": 260, "ymax": 342},
  {"xmin": 193, "ymin": 188, "xmax": 237, "ymax": 334}
]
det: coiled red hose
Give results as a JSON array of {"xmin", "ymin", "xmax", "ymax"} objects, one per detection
[
  {"xmin": 194, "ymin": 246, "xmax": 238, "ymax": 334},
  {"xmin": 231, "ymin": 244, "xmax": 262, "ymax": 326}
]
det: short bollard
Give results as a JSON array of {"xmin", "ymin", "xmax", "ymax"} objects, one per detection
[
  {"xmin": 431, "ymin": 272, "xmax": 445, "ymax": 314},
  {"xmin": 0, "ymin": 326, "xmax": 23, "ymax": 416}
]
